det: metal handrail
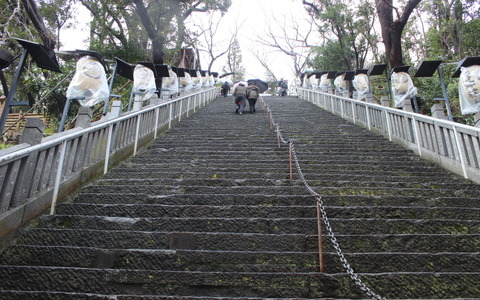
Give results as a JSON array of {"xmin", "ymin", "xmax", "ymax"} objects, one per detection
[
  {"xmin": 297, "ymin": 88, "xmax": 480, "ymax": 184},
  {"xmin": 0, "ymin": 87, "xmax": 218, "ymax": 236}
]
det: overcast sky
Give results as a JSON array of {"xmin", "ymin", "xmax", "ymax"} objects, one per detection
[{"xmin": 63, "ymin": 0, "xmax": 311, "ymax": 83}]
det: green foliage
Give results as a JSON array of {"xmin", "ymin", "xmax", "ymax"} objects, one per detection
[
  {"xmin": 310, "ymin": 42, "xmax": 350, "ymax": 71},
  {"xmin": 304, "ymin": 0, "xmax": 378, "ymax": 71}
]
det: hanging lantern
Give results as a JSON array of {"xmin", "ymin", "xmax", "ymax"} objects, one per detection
[
  {"xmin": 352, "ymin": 73, "xmax": 369, "ymax": 100},
  {"xmin": 133, "ymin": 64, "xmax": 156, "ymax": 101},
  {"xmin": 66, "ymin": 55, "xmax": 109, "ymax": 107},
  {"xmin": 392, "ymin": 71, "xmax": 417, "ymax": 108},
  {"xmin": 161, "ymin": 66, "xmax": 179, "ymax": 97},
  {"xmin": 319, "ymin": 74, "xmax": 331, "ymax": 91},
  {"xmin": 334, "ymin": 74, "xmax": 347, "ymax": 93},
  {"xmin": 458, "ymin": 65, "xmax": 480, "ymax": 115}
]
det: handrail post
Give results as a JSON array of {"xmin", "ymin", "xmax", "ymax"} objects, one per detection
[
  {"xmin": 411, "ymin": 115, "xmax": 422, "ymax": 157},
  {"xmin": 179, "ymin": 99, "xmax": 183, "ymax": 122},
  {"xmin": 453, "ymin": 125, "xmax": 468, "ymax": 178},
  {"xmin": 168, "ymin": 102, "xmax": 173, "ymax": 129},
  {"xmin": 154, "ymin": 107, "xmax": 160, "ymax": 139},
  {"xmin": 384, "ymin": 109, "xmax": 392, "ymax": 141},
  {"xmin": 366, "ymin": 104, "xmax": 372, "ymax": 130},
  {"xmin": 50, "ymin": 140, "xmax": 67, "ymax": 215},
  {"xmin": 134, "ymin": 114, "xmax": 141, "ymax": 156},
  {"xmin": 104, "ymin": 124, "xmax": 113, "ymax": 174}
]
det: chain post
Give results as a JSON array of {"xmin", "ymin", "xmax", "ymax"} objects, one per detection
[
  {"xmin": 317, "ymin": 198, "xmax": 324, "ymax": 273},
  {"xmin": 289, "ymin": 140, "xmax": 293, "ymax": 180},
  {"xmin": 270, "ymin": 111, "xmax": 386, "ymax": 300},
  {"xmin": 276, "ymin": 125, "xmax": 281, "ymax": 148}
]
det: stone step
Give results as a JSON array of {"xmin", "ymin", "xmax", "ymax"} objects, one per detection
[
  {"xmin": 93, "ymin": 177, "xmax": 480, "ymax": 193},
  {"xmin": 71, "ymin": 193, "xmax": 480, "ymax": 209},
  {"xmin": 37, "ymin": 215, "xmax": 480, "ymax": 235},
  {"xmin": 2, "ymin": 245, "xmax": 478, "ymax": 274},
  {"xmin": 0, "ymin": 266, "xmax": 478, "ymax": 299},
  {"xmin": 55, "ymin": 203, "xmax": 480, "ymax": 221},
  {"xmin": 80, "ymin": 184, "xmax": 478, "ymax": 197},
  {"xmin": 13, "ymin": 229, "xmax": 479, "ymax": 253},
  {"xmin": 0, "ymin": 291, "xmax": 337, "ymax": 300},
  {"xmin": 0, "ymin": 267, "xmax": 348, "ymax": 298},
  {"xmin": 104, "ymin": 167, "xmax": 466, "ymax": 181}
]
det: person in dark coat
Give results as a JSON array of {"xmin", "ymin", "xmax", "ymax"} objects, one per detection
[
  {"xmin": 246, "ymin": 85, "xmax": 260, "ymax": 113},
  {"xmin": 221, "ymin": 81, "xmax": 230, "ymax": 98},
  {"xmin": 233, "ymin": 83, "xmax": 248, "ymax": 114}
]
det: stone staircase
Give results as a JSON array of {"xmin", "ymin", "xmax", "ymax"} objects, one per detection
[{"xmin": 0, "ymin": 96, "xmax": 479, "ymax": 299}]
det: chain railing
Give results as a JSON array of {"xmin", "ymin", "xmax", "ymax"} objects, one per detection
[{"xmin": 260, "ymin": 97, "xmax": 386, "ymax": 300}]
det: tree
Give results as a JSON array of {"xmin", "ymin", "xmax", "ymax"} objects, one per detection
[
  {"xmin": 223, "ymin": 38, "xmax": 245, "ymax": 82},
  {"xmin": 191, "ymin": 11, "xmax": 238, "ymax": 73},
  {"xmin": 254, "ymin": 10, "xmax": 315, "ymax": 80},
  {"xmin": 130, "ymin": 0, "xmax": 231, "ymax": 64},
  {"xmin": 303, "ymin": 0, "xmax": 379, "ymax": 71},
  {"xmin": 1, "ymin": 0, "xmax": 56, "ymax": 49},
  {"xmin": 421, "ymin": 0, "xmax": 480, "ymax": 60},
  {"xmin": 375, "ymin": 0, "xmax": 422, "ymax": 67},
  {"xmin": 39, "ymin": 0, "xmax": 75, "ymax": 50}
]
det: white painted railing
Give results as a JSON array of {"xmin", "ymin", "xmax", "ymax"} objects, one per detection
[
  {"xmin": 297, "ymin": 88, "xmax": 480, "ymax": 184},
  {"xmin": 0, "ymin": 87, "xmax": 218, "ymax": 237}
]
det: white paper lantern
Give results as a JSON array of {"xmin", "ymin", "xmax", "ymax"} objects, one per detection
[
  {"xmin": 66, "ymin": 55, "xmax": 109, "ymax": 107},
  {"xmin": 392, "ymin": 71, "xmax": 417, "ymax": 108},
  {"xmin": 459, "ymin": 65, "xmax": 480, "ymax": 115},
  {"xmin": 133, "ymin": 64, "xmax": 156, "ymax": 101}
]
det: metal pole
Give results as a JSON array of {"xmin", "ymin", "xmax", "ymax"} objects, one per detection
[
  {"xmin": 276, "ymin": 126, "xmax": 281, "ymax": 148},
  {"xmin": 437, "ymin": 67, "xmax": 454, "ymax": 121},
  {"xmin": 50, "ymin": 140, "xmax": 67, "ymax": 215},
  {"xmin": 103, "ymin": 61, "xmax": 118, "ymax": 115},
  {"xmin": 317, "ymin": 201, "xmax": 324, "ymax": 273},
  {"xmin": 289, "ymin": 141, "xmax": 293, "ymax": 180},
  {"xmin": 0, "ymin": 49, "xmax": 28, "ymax": 135},
  {"xmin": 58, "ymin": 98, "xmax": 72, "ymax": 132}
]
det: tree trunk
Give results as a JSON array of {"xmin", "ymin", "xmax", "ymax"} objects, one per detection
[
  {"xmin": 132, "ymin": 0, "xmax": 165, "ymax": 64},
  {"xmin": 376, "ymin": 0, "xmax": 422, "ymax": 68},
  {"xmin": 22, "ymin": 0, "xmax": 56, "ymax": 49}
]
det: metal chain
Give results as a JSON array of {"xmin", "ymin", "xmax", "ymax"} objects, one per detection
[{"xmin": 263, "ymin": 99, "xmax": 386, "ymax": 300}]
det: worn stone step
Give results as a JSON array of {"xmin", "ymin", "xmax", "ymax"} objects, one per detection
[
  {"xmin": 15, "ymin": 228, "xmax": 479, "ymax": 253},
  {"xmin": 102, "ymin": 168, "xmax": 466, "ymax": 183},
  {"xmin": 2, "ymin": 245, "xmax": 478, "ymax": 274},
  {"xmin": 37, "ymin": 215, "xmax": 480, "ymax": 235},
  {"xmin": 55, "ymin": 203, "xmax": 480, "ymax": 221},
  {"xmin": 14, "ymin": 229, "xmax": 314, "ymax": 251},
  {"xmin": 80, "ymin": 185, "xmax": 311, "ymax": 196},
  {"xmin": 79, "ymin": 184, "xmax": 479, "ymax": 198},
  {"xmin": 70, "ymin": 193, "xmax": 480, "ymax": 209},
  {"xmin": 0, "ymin": 267, "xmax": 345, "ymax": 298},
  {"xmin": 0, "ymin": 291, "xmax": 337, "ymax": 300},
  {"xmin": 0, "ymin": 266, "xmax": 479, "ymax": 299}
]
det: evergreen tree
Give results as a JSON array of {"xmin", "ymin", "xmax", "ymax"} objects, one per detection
[{"xmin": 223, "ymin": 38, "xmax": 245, "ymax": 82}]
